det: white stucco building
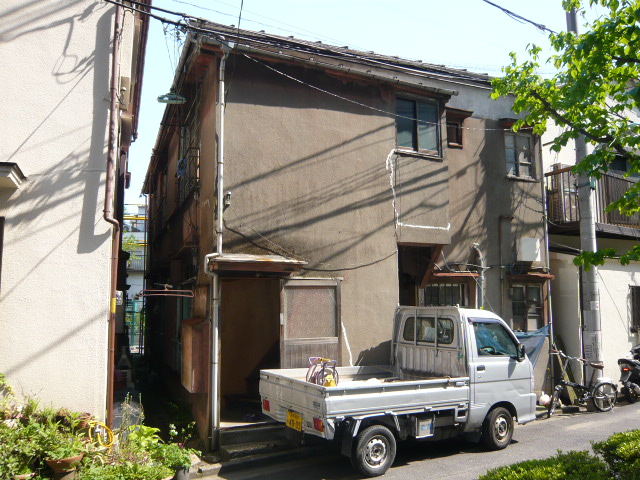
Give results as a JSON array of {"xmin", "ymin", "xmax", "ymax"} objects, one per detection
[
  {"xmin": 542, "ymin": 126, "xmax": 640, "ymax": 382},
  {"xmin": 0, "ymin": 1, "xmax": 149, "ymax": 421}
]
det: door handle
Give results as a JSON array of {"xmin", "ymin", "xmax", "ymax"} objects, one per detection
[{"xmin": 477, "ymin": 365, "xmax": 485, "ymax": 372}]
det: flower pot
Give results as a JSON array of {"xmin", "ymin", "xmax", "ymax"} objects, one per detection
[
  {"xmin": 45, "ymin": 454, "xmax": 84, "ymax": 473},
  {"xmin": 13, "ymin": 473, "xmax": 35, "ymax": 480},
  {"xmin": 172, "ymin": 467, "xmax": 189, "ymax": 480}
]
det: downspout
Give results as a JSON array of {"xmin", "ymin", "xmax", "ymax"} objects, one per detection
[
  {"xmin": 105, "ymin": 4, "xmax": 124, "ymax": 429},
  {"xmin": 541, "ymin": 157, "xmax": 555, "ymax": 391},
  {"xmin": 204, "ymin": 40, "xmax": 233, "ymax": 450},
  {"xmin": 471, "ymin": 243, "xmax": 485, "ymax": 309},
  {"xmin": 498, "ymin": 215, "xmax": 513, "ymax": 317}
]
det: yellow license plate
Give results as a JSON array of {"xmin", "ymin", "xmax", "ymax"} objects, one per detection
[{"xmin": 286, "ymin": 410, "xmax": 303, "ymax": 431}]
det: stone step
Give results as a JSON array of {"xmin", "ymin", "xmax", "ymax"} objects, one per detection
[
  {"xmin": 218, "ymin": 438, "xmax": 294, "ymax": 462},
  {"xmin": 219, "ymin": 423, "xmax": 287, "ymax": 446}
]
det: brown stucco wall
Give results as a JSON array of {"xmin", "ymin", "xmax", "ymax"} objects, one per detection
[{"xmin": 215, "ymin": 58, "xmax": 457, "ymax": 363}]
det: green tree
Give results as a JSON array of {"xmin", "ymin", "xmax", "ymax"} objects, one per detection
[
  {"xmin": 491, "ymin": 0, "xmax": 640, "ymax": 267},
  {"xmin": 123, "ymin": 234, "xmax": 141, "ymax": 261}
]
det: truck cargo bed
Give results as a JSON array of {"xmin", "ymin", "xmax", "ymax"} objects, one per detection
[{"xmin": 260, "ymin": 365, "xmax": 470, "ymax": 431}]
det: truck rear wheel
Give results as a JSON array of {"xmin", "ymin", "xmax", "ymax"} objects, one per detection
[
  {"xmin": 351, "ymin": 424, "xmax": 396, "ymax": 477},
  {"xmin": 482, "ymin": 407, "xmax": 513, "ymax": 450}
]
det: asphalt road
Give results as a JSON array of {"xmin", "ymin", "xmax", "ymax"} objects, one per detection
[{"xmin": 214, "ymin": 401, "xmax": 640, "ymax": 480}]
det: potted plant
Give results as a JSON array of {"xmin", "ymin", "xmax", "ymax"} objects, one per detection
[
  {"xmin": 40, "ymin": 429, "xmax": 86, "ymax": 474},
  {"xmin": 155, "ymin": 442, "xmax": 195, "ymax": 480},
  {"xmin": 0, "ymin": 416, "xmax": 40, "ymax": 479}
]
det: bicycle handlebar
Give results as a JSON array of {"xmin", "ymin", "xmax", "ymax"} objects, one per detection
[{"xmin": 550, "ymin": 349, "xmax": 588, "ymax": 363}]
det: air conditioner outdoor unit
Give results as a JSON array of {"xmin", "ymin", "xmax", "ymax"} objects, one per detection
[{"xmin": 517, "ymin": 237, "xmax": 541, "ymax": 263}]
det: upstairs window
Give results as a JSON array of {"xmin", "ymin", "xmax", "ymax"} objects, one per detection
[
  {"xmin": 446, "ymin": 108, "xmax": 472, "ymax": 148},
  {"xmin": 505, "ymin": 132, "xmax": 535, "ymax": 179},
  {"xmin": 396, "ymin": 97, "xmax": 441, "ymax": 156},
  {"xmin": 631, "ymin": 286, "xmax": 640, "ymax": 332}
]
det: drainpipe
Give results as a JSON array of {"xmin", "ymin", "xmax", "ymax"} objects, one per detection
[
  {"xmin": 498, "ymin": 215, "xmax": 513, "ymax": 317},
  {"xmin": 105, "ymin": 4, "xmax": 124, "ymax": 429},
  {"xmin": 471, "ymin": 244, "xmax": 485, "ymax": 309},
  {"xmin": 204, "ymin": 40, "xmax": 232, "ymax": 450}
]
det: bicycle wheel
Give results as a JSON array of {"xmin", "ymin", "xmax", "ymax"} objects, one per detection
[
  {"xmin": 591, "ymin": 382, "xmax": 617, "ymax": 412},
  {"xmin": 547, "ymin": 387, "xmax": 561, "ymax": 418}
]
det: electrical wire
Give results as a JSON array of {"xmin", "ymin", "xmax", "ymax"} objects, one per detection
[
  {"xmin": 241, "ymin": 52, "xmax": 514, "ymax": 133},
  {"xmin": 480, "ymin": 0, "xmax": 557, "ymax": 34},
  {"xmin": 102, "ymin": 0, "xmax": 528, "ymax": 134},
  {"xmin": 170, "ymin": 0, "xmax": 360, "ymax": 48},
  {"xmin": 108, "ymin": 0, "xmax": 555, "ymax": 275},
  {"xmin": 105, "ymin": 0, "xmax": 559, "ymax": 134},
  {"xmin": 226, "ymin": 203, "xmax": 398, "ymax": 271}
]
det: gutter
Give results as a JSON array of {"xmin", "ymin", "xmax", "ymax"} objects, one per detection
[{"xmin": 105, "ymin": 4, "xmax": 124, "ymax": 429}]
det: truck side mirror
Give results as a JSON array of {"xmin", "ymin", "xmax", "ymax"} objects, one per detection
[{"xmin": 517, "ymin": 344, "xmax": 526, "ymax": 362}]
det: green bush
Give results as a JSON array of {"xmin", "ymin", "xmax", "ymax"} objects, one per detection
[
  {"xmin": 77, "ymin": 462, "xmax": 174, "ymax": 480},
  {"xmin": 479, "ymin": 450, "xmax": 610, "ymax": 480},
  {"xmin": 0, "ymin": 380, "xmax": 199, "ymax": 479},
  {"xmin": 592, "ymin": 430, "xmax": 640, "ymax": 479}
]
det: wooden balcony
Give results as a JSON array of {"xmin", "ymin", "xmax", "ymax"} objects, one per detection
[{"xmin": 545, "ymin": 166, "xmax": 640, "ymax": 237}]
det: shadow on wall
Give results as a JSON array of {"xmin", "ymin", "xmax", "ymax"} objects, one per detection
[
  {"xmin": 1, "ymin": 2, "xmax": 114, "ymax": 252},
  {"xmin": 1, "ymin": 4, "xmax": 117, "ymax": 302},
  {"xmin": 356, "ymin": 340, "xmax": 391, "ymax": 366},
  {"xmin": 0, "ymin": 0, "xmax": 97, "ymax": 45}
]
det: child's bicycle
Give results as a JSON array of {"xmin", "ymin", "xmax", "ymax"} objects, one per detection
[
  {"xmin": 306, "ymin": 357, "xmax": 339, "ymax": 387},
  {"xmin": 547, "ymin": 349, "xmax": 617, "ymax": 417}
]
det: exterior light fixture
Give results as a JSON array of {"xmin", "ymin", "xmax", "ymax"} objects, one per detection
[{"xmin": 157, "ymin": 88, "xmax": 186, "ymax": 104}]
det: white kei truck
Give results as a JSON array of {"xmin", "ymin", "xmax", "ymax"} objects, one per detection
[{"xmin": 259, "ymin": 306, "xmax": 537, "ymax": 477}]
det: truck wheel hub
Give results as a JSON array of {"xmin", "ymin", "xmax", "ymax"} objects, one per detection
[
  {"xmin": 495, "ymin": 416, "xmax": 509, "ymax": 439},
  {"xmin": 365, "ymin": 437, "xmax": 387, "ymax": 466}
]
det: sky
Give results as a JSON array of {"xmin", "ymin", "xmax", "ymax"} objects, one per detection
[{"xmin": 125, "ymin": 0, "xmax": 605, "ymax": 207}]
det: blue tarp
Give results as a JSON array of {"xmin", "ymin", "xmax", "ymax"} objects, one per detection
[{"xmin": 515, "ymin": 324, "xmax": 550, "ymax": 368}]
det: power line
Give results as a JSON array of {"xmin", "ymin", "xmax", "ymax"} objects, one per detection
[
  {"xmin": 105, "ymin": 0, "xmax": 526, "ymax": 134},
  {"xmin": 480, "ymin": 0, "xmax": 557, "ymax": 34}
]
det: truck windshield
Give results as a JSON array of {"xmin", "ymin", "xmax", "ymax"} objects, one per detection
[{"xmin": 471, "ymin": 320, "xmax": 518, "ymax": 357}]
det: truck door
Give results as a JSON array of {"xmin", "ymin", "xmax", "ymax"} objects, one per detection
[{"xmin": 468, "ymin": 317, "xmax": 534, "ymax": 425}]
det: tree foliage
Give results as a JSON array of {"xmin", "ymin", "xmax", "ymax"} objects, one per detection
[{"xmin": 491, "ymin": 0, "xmax": 640, "ymax": 266}]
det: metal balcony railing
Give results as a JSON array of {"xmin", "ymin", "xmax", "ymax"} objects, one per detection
[
  {"xmin": 545, "ymin": 166, "xmax": 640, "ymax": 229},
  {"xmin": 127, "ymin": 255, "xmax": 146, "ymax": 271}
]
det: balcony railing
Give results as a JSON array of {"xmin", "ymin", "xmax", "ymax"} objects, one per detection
[
  {"xmin": 545, "ymin": 166, "xmax": 640, "ymax": 230},
  {"xmin": 127, "ymin": 255, "xmax": 146, "ymax": 271}
]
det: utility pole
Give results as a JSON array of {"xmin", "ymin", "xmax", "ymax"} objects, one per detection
[{"xmin": 566, "ymin": 9, "xmax": 603, "ymax": 381}]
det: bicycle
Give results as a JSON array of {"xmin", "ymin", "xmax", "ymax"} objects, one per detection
[
  {"xmin": 306, "ymin": 357, "xmax": 339, "ymax": 387},
  {"xmin": 547, "ymin": 349, "xmax": 617, "ymax": 417}
]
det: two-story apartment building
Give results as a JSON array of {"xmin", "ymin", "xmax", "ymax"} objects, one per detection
[{"xmin": 143, "ymin": 22, "xmax": 550, "ymax": 444}]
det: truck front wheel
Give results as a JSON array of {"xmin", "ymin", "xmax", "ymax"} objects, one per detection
[
  {"xmin": 351, "ymin": 424, "xmax": 396, "ymax": 477},
  {"xmin": 482, "ymin": 407, "xmax": 513, "ymax": 450}
]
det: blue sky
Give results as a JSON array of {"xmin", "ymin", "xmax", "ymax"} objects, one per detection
[{"xmin": 125, "ymin": 0, "xmax": 604, "ymax": 206}]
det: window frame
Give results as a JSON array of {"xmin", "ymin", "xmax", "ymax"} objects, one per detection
[
  {"xmin": 510, "ymin": 283, "xmax": 543, "ymax": 332},
  {"xmin": 505, "ymin": 131, "xmax": 536, "ymax": 180},
  {"xmin": 423, "ymin": 281, "xmax": 468, "ymax": 307},
  {"xmin": 445, "ymin": 108, "xmax": 472, "ymax": 148},
  {"xmin": 446, "ymin": 120, "xmax": 463, "ymax": 147},
  {"xmin": 395, "ymin": 96, "xmax": 442, "ymax": 157},
  {"xmin": 470, "ymin": 319, "xmax": 520, "ymax": 358},
  {"xmin": 402, "ymin": 315, "xmax": 456, "ymax": 346},
  {"xmin": 631, "ymin": 285, "xmax": 640, "ymax": 332}
]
